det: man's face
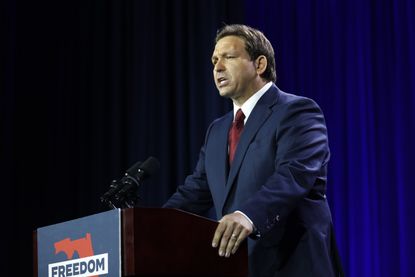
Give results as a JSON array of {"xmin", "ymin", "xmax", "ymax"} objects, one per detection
[{"xmin": 211, "ymin": 36, "xmax": 258, "ymax": 103}]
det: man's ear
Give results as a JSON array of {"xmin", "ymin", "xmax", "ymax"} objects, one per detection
[{"xmin": 255, "ymin": 55, "xmax": 267, "ymax": 75}]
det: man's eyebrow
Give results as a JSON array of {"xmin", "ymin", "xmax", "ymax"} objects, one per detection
[{"xmin": 212, "ymin": 51, "xmax": 232, "ymax": 59}]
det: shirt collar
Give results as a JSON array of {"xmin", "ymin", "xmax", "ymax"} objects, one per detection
[{"xmin": 233, "ymin": 82, "xmax": 273, "ymax": 123}]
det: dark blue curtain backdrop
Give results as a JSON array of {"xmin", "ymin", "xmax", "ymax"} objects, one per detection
[
  {"xmin": 245, "ymin": 0, "xmax": 415, "ymax": 276},
  {"xmin": 1, "ymin": 1, "xmax": 241, "ymax": 275},
  {"xmin": 1, "ymin": 0, "xmax": 414, "ymax": 276}
]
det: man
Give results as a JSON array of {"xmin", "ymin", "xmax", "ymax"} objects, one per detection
[{"xmin": 164, "ymin": 24, "xmax": 343, "ymax": 277}]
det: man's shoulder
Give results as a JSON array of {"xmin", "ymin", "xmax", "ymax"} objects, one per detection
[
  {"xmin": 276, "ymin": 88, "xmax": 313, "ymax": 104},
  {"xmin": 204, "ymin": 111, "xmax": 233, "ymax": 133},
  {"xmin": 273, "ymin": 87, "xmax": 321, "ymax": 111}
]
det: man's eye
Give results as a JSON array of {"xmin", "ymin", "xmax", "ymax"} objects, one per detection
[{"xmin": 226, "ymin": 56, "xmax": 235, "ymax": 59}]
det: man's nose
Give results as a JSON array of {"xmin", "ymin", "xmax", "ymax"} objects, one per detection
[{"xmin": 214, "ymin": 59, "xmax": 225, "ymax": 72}]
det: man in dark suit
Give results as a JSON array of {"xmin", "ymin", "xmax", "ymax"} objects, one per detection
[{"xmin": 164, "ymin": 24, "xmax": 343, "ymax": 277}]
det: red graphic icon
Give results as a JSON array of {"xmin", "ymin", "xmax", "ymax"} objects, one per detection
[{"xmin": 54, "ymin": 233, "xmax": 98, "ymax": 277}]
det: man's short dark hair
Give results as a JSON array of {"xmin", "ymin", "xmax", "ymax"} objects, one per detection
[{"xmin": 215, "ymin": 24, "xmax": 277, "ymax": 83}]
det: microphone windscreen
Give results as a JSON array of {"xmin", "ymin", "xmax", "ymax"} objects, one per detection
[
  {"xmin": 139, "ymin": 156, "xmax": 160, "ymax": 177},
  {"xmin": 126, "ymin": 161, "xmax": 142, "ymax": 176}
]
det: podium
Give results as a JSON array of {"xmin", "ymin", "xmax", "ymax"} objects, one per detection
[{"xmin": 34, "ymin": 208, "xmax": 248, "ymax": 277}]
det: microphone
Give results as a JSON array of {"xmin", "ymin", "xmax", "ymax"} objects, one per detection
[
  {"xmin": 100, "ymin": 156, "xmax": 160, "ymax": 209},
  {"xmin": 114, "ymin": 156, "xmax": 160, "ymax": 199},
  {"xmin": 127, "ymin": 156, "xmax": 160, "ymax": 182},
  {"xmin": 99, "ymin": 161, "xmax": 142, "ymax": 207}
]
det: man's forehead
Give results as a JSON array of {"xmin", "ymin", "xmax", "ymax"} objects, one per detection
[{"xmin": 213, "ymin": 36, "xmax": 245, "ymax": 55}]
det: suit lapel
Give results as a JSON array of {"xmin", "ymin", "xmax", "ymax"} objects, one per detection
[
  {"xmin": 215, "ymin": 112, "xmax": 233, "ymax": 190},
  {"xmin": 221, "ymin": 86, "xmax": 280, "ymax": 212}
]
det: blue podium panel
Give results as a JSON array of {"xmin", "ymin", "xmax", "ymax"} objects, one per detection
[{"xmin": 37, "ymin": 209, "xmax": 121, "ymax": 277}]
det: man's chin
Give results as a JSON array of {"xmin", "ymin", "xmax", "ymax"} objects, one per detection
[{"xmin": 218, "ymin": 88, "xmax": 234, "ymax": 98}]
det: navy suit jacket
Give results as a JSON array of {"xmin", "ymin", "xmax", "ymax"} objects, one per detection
[{"xmin": 164, "ymin": 85, "xmax": 342, "ymax": 277}]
